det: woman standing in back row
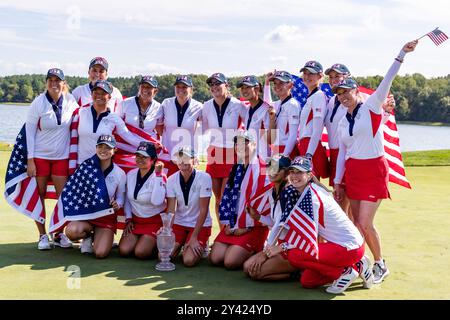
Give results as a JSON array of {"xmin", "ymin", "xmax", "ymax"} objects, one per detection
[{"xmin": 333, "ymin": 40, "xmax": 418, "ymax": 284}]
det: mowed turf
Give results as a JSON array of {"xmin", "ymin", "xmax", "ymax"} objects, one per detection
[{"xmin": 0, "ymin": 150, "xmax": 449, "ymax": 300}]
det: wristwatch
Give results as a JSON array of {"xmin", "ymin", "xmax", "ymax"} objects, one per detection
[
  {"xmin": 305, "ymin": 153, "xmax": 313, "ymax": 160},
  {"xmin": 280, "ymin": 242, "xmax": 289, "ymax": 252}
]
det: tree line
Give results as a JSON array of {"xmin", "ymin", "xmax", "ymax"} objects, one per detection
[{"xmin": 0, "ymin": 73, "xmax": 449, "ymax": 123}]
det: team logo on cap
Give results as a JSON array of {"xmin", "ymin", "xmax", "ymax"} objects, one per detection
[
  {"xmin": 142, "ymin": 75, "xmax": 154, "ymax": 81},
  {"xmin": 212, "ymin": 73, "xmax": 222, "ymax": 78},
  {"xmin": 100, "ymin": 135, "xmax": 113, "ymax": 142},
  {"xmin": 49, "ymin": 68, "xmax": 61, "ymax": 74},
  {"xmin": 243, "ymin": 76, "xmax": 252, "ymax": 82},
  {"xmin": 306, "ymin": 61, "xmax": 316, "ymax": 67},
  {"xmin": 178, "ymin": 75, "xmax": 188, "ymax": 81}
]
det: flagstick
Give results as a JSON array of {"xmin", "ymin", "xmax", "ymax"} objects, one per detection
[
  {"xmin": 269, "ymin": 225, "xmax": 286, "ymax": 246},
  {"xmin": 417, "ymin": 27, "xmax": 438, "ymax": 41}
]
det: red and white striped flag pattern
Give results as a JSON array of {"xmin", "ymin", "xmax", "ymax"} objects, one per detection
[
  {"xmin": 426, "ymin": 28, "xmax": 448, "ymax": 46},
  {"xmin": 283, "ymin": 186, "xmax": 319, "ymax": 259}
]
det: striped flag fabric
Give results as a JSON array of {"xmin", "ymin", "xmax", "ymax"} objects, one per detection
[
  {"xmin": 49, "ymin": 155, "xmax": 114, "ymax": 233},
  {"xmin": 426, "ymin": 28, "xmax": 448, "ymax": 46},
  {"xmin": 292, "ymin": 75, "xmax": 411, "ymax": 189},
  {"xmin": 283, "ymin": 187, "xmax": 319, "ymax": 259},
  {"xmin": 4, "ymin": 125, "xmax": 46, "ymax": 224},
  {"xmin": 219, "ymin": 157, "xmax": 272, "ymax": 228}
]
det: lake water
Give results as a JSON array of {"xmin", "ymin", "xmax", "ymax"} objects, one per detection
[{"xmin": 1, "ymin": 104, "xmax": 450, "ymax": 152}]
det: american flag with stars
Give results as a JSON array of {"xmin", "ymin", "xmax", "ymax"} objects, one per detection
[
  {"xmin": 49, "ymin": 155, "xmax": 114, "ymax": 233},
  {"xmin": 426, "ymin": 27, "xmax": 448, "ymax": 46},
  {"xmin": 283, "ymin": 187, "xmax": 319, "ymax": 259},
  {"xmin": 4, "ymin": 125, "xmax": 46, "ymax": 224},
  {"xmin": 279, "ymin": 185, "xmax": 302, "ymax": 223}
]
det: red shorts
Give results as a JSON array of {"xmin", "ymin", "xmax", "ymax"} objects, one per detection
[
  {"xmin": 214, "ymin": 226, "xmax": 268, "ymax": 253},
  {"xmin": 297, "ymin": 138, "xmax": 329, "ymax": 179},
  {"xmin": 131, "ymin": 214, "xmax": 162, "ymax": 238},
  {"xmin": 34, "ymin": 158, "xmax": 69, "ymax": 177},
  {"xmin": 172, "ymin": 224, "xmax": 212, "ymax": 247},
  {"xmin": 270, "ymin": 144, "xmax": 299, "ymax": 160},
  {"xmin": 206, "ymin": 146, "xmax": 235, "ymax": 179},
  {"xmin": 90, "ymin": 213, "xmax": 117, "ymax": 233},
  {"xmin": 345, "ymin": 156, "xmax": 390, "ymax": 202}
]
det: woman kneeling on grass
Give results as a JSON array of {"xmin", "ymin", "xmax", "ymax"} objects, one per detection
[
  {"xmin": 243, "ymin": 154, "xmax": 299, "ymax": 281},
  {"xmin": 64, "ymin": 135, "xmax": 126, "ymax": 258},
  {"xmin": 119, "ymin": 142, "xmax": 167, "ymax": 259},
  {"xmin": 263, "ymin": 156, "xmax": 374, "ymax": 294}
]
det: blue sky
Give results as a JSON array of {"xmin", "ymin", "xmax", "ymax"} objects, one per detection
[{"xmin": 0, "ymin": 0, "xmax": 449, "ymax": 78}]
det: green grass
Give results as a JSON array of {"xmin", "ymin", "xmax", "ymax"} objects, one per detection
[
  {"xmin": 1, "ymin": 150, "xmax": 450, "ymax": 300},
  {"xmin": 402, "ymin": 149, "xmax": 450, "ymax": 166}
]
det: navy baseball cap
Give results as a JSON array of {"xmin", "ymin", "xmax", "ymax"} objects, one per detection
[
  {"xmin": 332, "ymin": 78, "xmax": 359, "ymax": 94},
  {"xmin": 175, "ymin": 146, "xmax": 196, "ymax": 158},
  {"xmin": 266, "ymin": 154, "xmax": 292, "ymax": 173},
  {"xmin": 300, "ymin": 61, "xmax": 323, "ymax": 74},
  {"xmin": 325, "ymin": 63, "xmax": 351, "ymax": 76},
  {"xmin": 237, "ymin": 75, "xmax": 261, "ymax": 88},
  {"xmin": 207, "ymin": 73, "xmax": 228, "ymax": 85},
  {"xmin": 140, "ymin": 75, "xmax": 158, "ymax": 88},
  {"xmin": 135, "ymin": 142, "xmax": 157, "ymax": 158},
  {"xmin": 174, "ymin": 75, "xmax": 193, "ymax": 87},
  {"xmin": 233, "ymin": 130, "xmax": 255, "ymax": 143},
  {"xmin": 96, "ymin": 135, "xmax": 116, "ymax": 148},
  {"xmin": 89, "ymin": 57, "xmax": 109, "ymax": 70},
  {"xmin": 91, "ymin": 80, "xmax": 113, "ymax": 94},
  {"xmin": 289, "ymin": 156, "xmax": 313, "ymax": 172},
  {"xmin": 46, "ymin": 68, "xmax": 65, "ymax": 81},
  {"xmin": 272, "ymin": 70, "xmax": 293, "ymax": 83}
]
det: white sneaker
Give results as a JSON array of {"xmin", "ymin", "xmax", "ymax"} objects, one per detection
[
  {"xmin": 373, "ymin": 260, "xmax": 390, "ymax": 284},
  {"xmin": 53, "ymin": 233, "xmax": 73, "ymax": 248},
  {"xmin": 80, "ymin": 236, "xmax": 93, "ymax": 254},
  {"xmin": 355, "ymin": 255, "xmax": 374, "ymax": 289},
  {"xmin": 326, "ymin": 267, "xmax": 358, "ymax": 294},
  {"xmin": 38, "ymin": 234, "xmax": 52, "ymax": 250}
]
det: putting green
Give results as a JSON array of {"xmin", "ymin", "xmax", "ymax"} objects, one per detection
[{"xmin": 1, "ymin": 151, "xmax": 449, "ymax": 299}]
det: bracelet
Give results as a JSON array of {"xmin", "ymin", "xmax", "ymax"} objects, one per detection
[{"xmin": 395, "ymin": 57, "xmax": 403, "ymax": 63}]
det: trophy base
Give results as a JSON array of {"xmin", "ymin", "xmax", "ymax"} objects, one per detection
[{"xmin": 155, "ymin": 262, "xmax": 176, "ymax": 271}]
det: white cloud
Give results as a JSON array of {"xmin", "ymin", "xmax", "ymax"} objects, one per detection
[{"xmin": 265, "ymin": 25, "xmax": 304, "ymax": 43}]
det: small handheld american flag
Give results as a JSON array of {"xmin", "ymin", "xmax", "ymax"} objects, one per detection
[{"xmin": 420, "ymin": 27, "xmax": 448, "ymax": 46}]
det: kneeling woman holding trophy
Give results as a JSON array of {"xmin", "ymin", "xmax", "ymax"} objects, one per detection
[{"xmin": 166, "ymin": 146, "xmax": 213, "ymax": 267}]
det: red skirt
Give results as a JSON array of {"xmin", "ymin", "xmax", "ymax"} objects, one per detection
[
  {"xmin": 206, "ymin": 146, "xmax": 235, "ymax": 178},
  {"xmin": 132, "ymin": 214, "xmax": 162, "ymax": 238},
  {"xmin": 345, "ymin": 156, "xmax": 390, "ymax": 202},
  {"xmin": 214, "ymin": 226, "xmax": 268, "ymax": 253},
  {"xmin": 270, "ymin": 144, "xmax": 299, "ymax": 160},
  {"xmin": 297, "ymin": 138, "xmax": 329, "ymax": 179},
  {"xmin": 90, "ymin": 213, "xmax": 117, "ymax": 233}
]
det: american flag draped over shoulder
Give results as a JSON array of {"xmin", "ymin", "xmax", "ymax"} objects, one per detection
[
  {"xmin": 4, "ymin": 125, "xmax": 46, "ymax": 223},
  {"xmin": 219, "ymin": 157, "xmax": 271, "ymax": 228},
  {"xmin": 282, "ymin": 185, "xmax": 322, "ymax": 259},
  {"xmin": 49, "ymin": 155, "xmax": 114, "ymax": 233},
  {"xmin": 291, "ymin": 75, "xmax": 411, "ymax": 189}
]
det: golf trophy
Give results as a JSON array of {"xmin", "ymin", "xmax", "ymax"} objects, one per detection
[{"xmin": 155, "ymin": 212, "xmax": 176, "ymax": 271}]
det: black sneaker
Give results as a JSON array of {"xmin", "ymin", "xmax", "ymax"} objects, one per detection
[{"xmin": 373, "ymin": 260, "xmax": 390, "ymax": 284}]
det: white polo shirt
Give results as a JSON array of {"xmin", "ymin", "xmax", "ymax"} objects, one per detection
[
  {"xmin": 77, "ymin": 106, "xmax": 145, "ymax": 164},
  {"xmin": 72, "ymin": 83, "xmax": 123, "ymax": 111},
  {"xmin": 124, "ymin": 168, "xmax": 166, "ymax": 219},
  {"xmin": 202, "ymin": 97, "xmax": 246, "ymax": 148},
  {"xmin": 242, "ymin": 100, "xmax": 271, "ymax": 158},
  {"xmin": 104, "ymin": 163, "xmax": 126, "ymax": 208},
  {"xmin": 118, "ymin": 96, "xmax": 163, "ymax": 138},
  {"xmin": 166, "ymin": 170, "xmax": 212, "ymax": 228},
  {"xmin": 299, "ymin": 89, "xmax": 328, "ymax": 139},
  {"xmin": 324, "ymin": 95, "xmax": 348, "ymax": 150},
  {"xmin": 160, "ymin": 97, "xmax": 203, "ymax": 155},
  {"xmin": 26, "ymin": 92, "xmax": 79, "ymax": 160},
  {"xmin": 272, "ymin": 96, "xmax": 300, "ymax": 154}
]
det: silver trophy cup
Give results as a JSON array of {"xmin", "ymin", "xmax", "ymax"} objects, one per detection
[{"xmin": 155, "ymin": 212, "xmax": 176, "ymax": 271}]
